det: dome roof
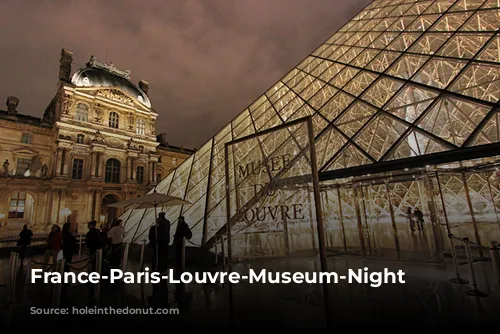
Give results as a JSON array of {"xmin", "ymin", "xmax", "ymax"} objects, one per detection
[{"xmin": 71, "ymin": 65, "xmax": 151, "ymax": 108}]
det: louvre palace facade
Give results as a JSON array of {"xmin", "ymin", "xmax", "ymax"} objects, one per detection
[{"xmin": 0, "ymin": 50, "xmax": 193, "ymax": 238}]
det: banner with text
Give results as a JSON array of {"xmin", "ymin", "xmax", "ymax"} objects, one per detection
[{"xmin": 225, "ymin": 117, "xmax": 320, "ymax": 259}]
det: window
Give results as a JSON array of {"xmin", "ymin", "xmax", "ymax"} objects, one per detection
[
  {"xmin": 105, "ymin": 158, "xmax": 121, "ymax": 183},
  {"xmin": 156, "ymin": 173, "xmax": 162, "ymax": 182},
  {"xmin": 75, "ymin": 103, "xmax": 89, "ymax": 122},
  {"xmin": 16, "ymin": 158, "xmax": 31, "ymax": 176},
  {"xmin": 8, "ymin": 191, "xmax": 26, "ymax": 219},
  {"xmin": 109, "ymin": 112, "xmax": 119, "ymax": 129},
  {"xmin": 139, "ymin": 145, "xmax": 144, "ymax": 153},
  {"xmin": 72, "ymin": 158, "xmax": 84, "ymax": 179},
  {"xmin": 76, "ymin": 134, "xmax": 85, "ymax": 144},
  {"xmin": 172, "ymin": 157, "xmax": 178, "ymax": 166},
  {"xmin": 137, "ymin": 166, "xmax": 145, "ymax": 184},
  {"xmin": 136, "ymin": 119, "xmax": 146, "ymax": 135},
  {"xmin": 21, "ymin": 133, "xmax": 32, "ymax": 144}
]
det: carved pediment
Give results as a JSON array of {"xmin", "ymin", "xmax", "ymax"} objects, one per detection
[
  {"xmin": 106, "ymin": 137, "xmax": 124, "ymax": 149},
  {"xmin": 12, "ymin": 148, "xmax": 39, "ymax": 157},
  {"xmin": 96, "ymin": 88, "xmax": 135, "ymax": 106}
]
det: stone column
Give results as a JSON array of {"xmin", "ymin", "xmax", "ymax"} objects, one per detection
[
  {"xmin": 86, "ymin": 189, "xmax": 94, "ymax": 223},
  {"xmin": 53, "ymin": 148, "xmax": 61, "ymax": 177},
  {"xmin": 90, "ymin": 152, "xmax": 96, "ymax": 178},
  {"xmin": 99, "ymin": 153, "xmax": 105, "ymax": 179},
  {"xmin": 58, "ymin": 148, "xmax": 65, "ymax": 176},
  {"xmin": 146, "ymin": 161, "xmax": 152, "ymax": 184},
  {"xmin": 56, "ymin": 189, "xmax": 67, "ymax": 225},
  {"xmin": 95, "ymin": 189, "xmax": 103, "ymax": 221},
  {"xmin": 131, "ymin": 158, "xmax": 136, "ymax": 181},
  {"xmin": 45, "ymin": 189, "xmax": 54, "ymax": 225},
  {"xmin": 126, "ymin": 156, "xmax": 132, "ymax": 181},
  {"xmin": 62, "ymin": 149, "xmax": 71, "ymax": 176},
  {"xmin": 152, "ymin": 162, "xmax": 157, "ymax": 184}
]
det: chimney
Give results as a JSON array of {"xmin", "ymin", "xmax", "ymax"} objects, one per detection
[
  {"xmin": 156, "ymin": 133, "xmax": 167, "ymax": 145},
  {"xmin": 59, "ymin": 49, "xmax": 73, "ymax": 82},
  {"xmin": 139, "ymin": 80, "xmax": 149, "ymax": 96},
  {"xmin": 6, "ymin": 96, "xmax": 19, "ymax": 116}
]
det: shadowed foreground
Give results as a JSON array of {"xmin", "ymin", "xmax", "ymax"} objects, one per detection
[{"xmin": 1, "ymin": 246, "xmax": 500, "ymax": 330}]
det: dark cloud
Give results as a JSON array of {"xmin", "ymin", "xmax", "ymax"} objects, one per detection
[{"xmin": 0, "ymin": 0, "xmax": 370, "ymax": 149}]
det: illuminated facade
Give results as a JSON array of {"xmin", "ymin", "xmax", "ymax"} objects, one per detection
[
  {"xmin": 122, "ymin": 0, "xmax": 500, "ymax": 263},
  {"xmin": 0, "ymin": 49, "xmax": 193, "ymax": 238}
]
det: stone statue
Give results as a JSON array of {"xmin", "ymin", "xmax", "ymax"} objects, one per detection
[
  {"xmin": 94, "ymin": 105, "xmax": 103, "ymax": 124},
  {"xmin": 92, "ymin": 130, "xmax": 105, "ymax": 144},
  {"xmin": 150, "ymin": 122, "xmax": 155, "ymax": 135},
  {"xmin": 127, "ymin": 138, "xmax": 136, "ymax": 148},
  {"xmin": 2, "ymin": 159, "xmax": 9, "ymax": 176},
  {"xmin": 61, "ymin": 95, "xmax": 74, "ymax": 116},
  {"xmin": 41, "ymin": 163, "xmax": 48, "ymax": 178},
  {"xmin": 88, "ymin": 55, "xmax": 96, "ymax": 67},
  {"xmin": 128, "ymin": 113, "xmax": 134, "ymax": 130}
]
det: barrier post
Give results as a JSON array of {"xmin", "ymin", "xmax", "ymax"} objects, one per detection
[
  {"xmin": 220, "ymin": 235, "xmax": 226, "ymax": 288},
  {"xmin": 181, "ymin": 237, "xmax": 186, "ymax": 272},
  {"xmin": 122, "ymin": 243, "xmax": 130, "ymax": 310},
  {"xmin": 214, "ymin": 238, "xmax": 218, "ymax": 265},
  {"xmin": 8, "ymin": 252, "xmax": 19, "ymax": 304},
  {"xmin": 463, "ymin": 237, "xmax": 488, "ymax": 297},
  {"xmin": 78, "ymin": 233, "xmax": 83, "ymax": 259},
  {"xmin": 121, "ymin": 243, "xmax": 130, "ymax": 272},
  {"xmin": 94, "ymin": 249, "xmax": 102, "ymax": 299},
  {"xmin": 139, "ymin": 241, "xmax": 145, "ymax": 303},
  {"xmin": 25, "ymin": 261, "xmax": 32, "ymax": 285},
  {"xmin": 449, "ymin": 234, "xmax": 468, "ymax": 284},
  {"xmin": 220, "ymin": 235, "xmax": 226, "ymax": 271},
  {"xmin": 51, "ymin": 259, "xmax": 65, "ymax": 309},
  {"xmin": 489, "ymin": 241, "xmax": 500, "ymax": 289}
]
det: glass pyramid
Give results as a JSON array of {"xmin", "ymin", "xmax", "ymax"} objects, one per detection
[{"xmin": 122, "ymin": 0, "xmax": 500, "ymax": 248}]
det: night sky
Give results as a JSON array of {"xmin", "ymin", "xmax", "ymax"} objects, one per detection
[{"xmin": 0, "ymin": 0, "xmax": 370, "ymax": 149}]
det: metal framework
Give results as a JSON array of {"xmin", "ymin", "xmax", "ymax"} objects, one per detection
[{"xmin": 122, "ymin": 0, "xmax": 500, "ymax": 262}]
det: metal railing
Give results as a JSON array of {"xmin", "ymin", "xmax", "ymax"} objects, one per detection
[
  {"xmin": 448, "ymin": 233, "xmax": 500, "ymax": 297},
  {"xmin": 4, "ymin": 242, "xmax": 135, "ymax": 309},
  {"xmin": 0, "ymin": 233, "xmax": 89, "ymax": 247},
  {"xmin": 3, "ymin": 237, "xmax": 191, "ymax": 315}
]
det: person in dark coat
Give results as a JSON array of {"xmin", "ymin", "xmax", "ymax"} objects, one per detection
[
  {"xmin": 61, "ymin": 222, "xmax": 77, "ymax": 299},
  {"xmin": 148, "ymin": 212, "xmax": 170, "ymax": 307},
  {"xmin": 406, "ymin": 207, "xmax": 415, "ymax": 231},
  {"xmin": 173, "ymin": 216, "xmax": 192, "ymax": 311},
  {"xmin": 413, "ymin": 207, "xmax": 424, "ymax": 231},
  {"xmin": 85, "ymin": 220, "xmax": 103, "ymax": 272},
  {"xmin": 174, "ymin": 216, "xmax": 192, "ymax": 276},
  {"xmin": 62, "ymin": 222, "xmax": 77, "ymax": 269},
  {"xmin": 17, "ymin": 224, "xmax": 33, "ymax": 268},
  {"xmin": 149, "ymin": 212, "xmax": 170, "ymax": 271}
]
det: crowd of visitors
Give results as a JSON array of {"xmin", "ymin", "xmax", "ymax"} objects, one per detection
[{"xmin": 16, "ymin": 212, "xmax": 192, "ymax": 308}]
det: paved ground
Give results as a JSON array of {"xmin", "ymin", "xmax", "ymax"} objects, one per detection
[{"xmin": 0, "ymin": 247, "xmax": 499, "ymax": 330}]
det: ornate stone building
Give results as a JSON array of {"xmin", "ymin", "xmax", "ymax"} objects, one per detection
[{"xmin": 0, "ymin": 49, "xmax": 193, "ymax": 237}]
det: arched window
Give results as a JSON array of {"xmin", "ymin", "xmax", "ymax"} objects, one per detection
[
  {"xmin": 136, "ymin": 119, "xmax": 146, "ymax": 135},
  {"xmin": 105, "ymin": 158, "xmax": 121, "ymax": 183},
  {"xmin": 109, "ymin": 112, "xmax": 119, "ymax": 129},
  {"xmin": 8, "ymin": 191, "xmax": 34, "ymax": 220},
  {"xmin": 75, "ymin": 103, "xmax": 89, "ymax": 122}
]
